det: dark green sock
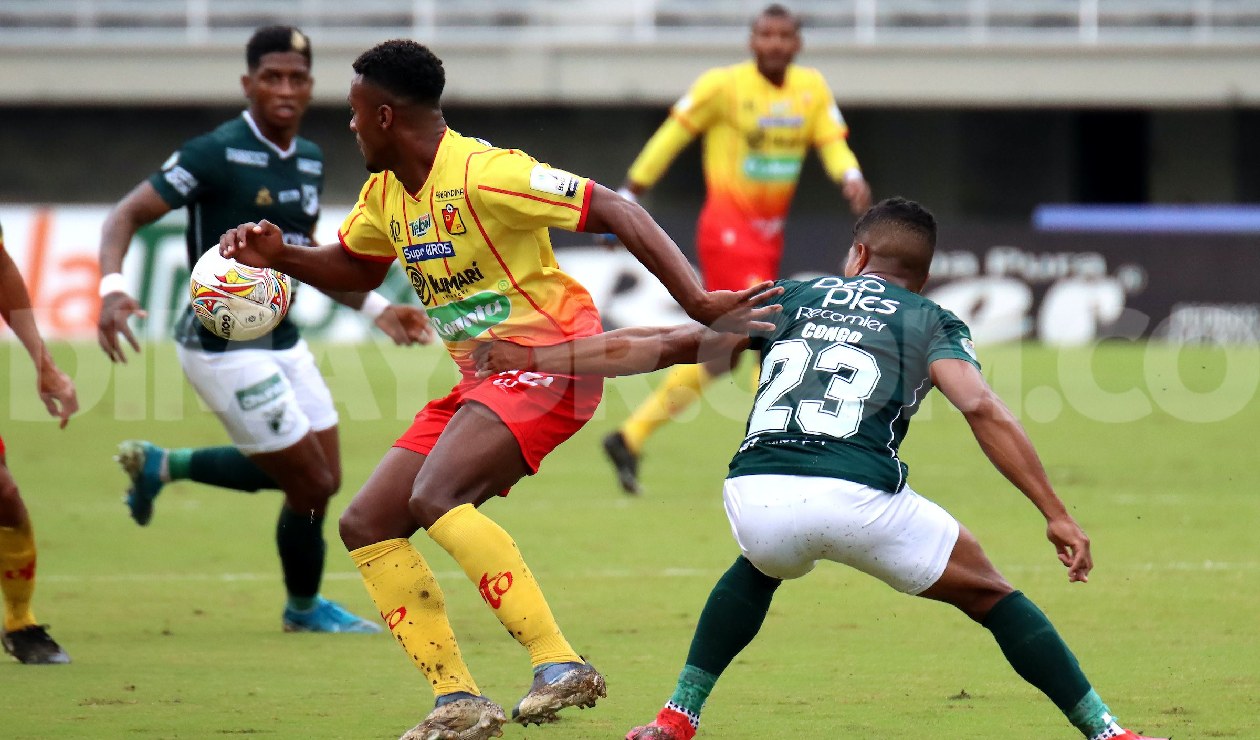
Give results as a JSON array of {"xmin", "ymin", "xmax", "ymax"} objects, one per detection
[
  {"xmin": 276, "ymin": 504, "xmax": 326, "ymax": 606},
  {"xmin": 668, "ymin": 556, "xmax": 781, "ymax": 720},
  {"xmin": 983, "ymin": 590, "xmax": 1114, "ymax": 737},
  {"xmin": 169, "ymin": 447, "xmax": 277, "ymax": 492}
]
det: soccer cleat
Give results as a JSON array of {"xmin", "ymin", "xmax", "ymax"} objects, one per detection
[
  {"xmin": 399, "ymin": 695, "xmax": 507, "ymax": 740},
  {"xmin": 116, "ymin": 440, "xmax": 166, "ymax": 526},
  {"xmin": 282, "ymin": 597, "xmax": 384, "ymax": 634},
  {"xmin": 511, "ymin": 660, "xmax": 607, "ymax": 725},
  {"xmin": 2, "ymin": 625, "xmax": 71, "ymax": 665},
  {"xmin": 602, "ymin": 431, "xmax": 641, "ymax": 495},
  {"xmin": 625, "ymin": 707, "xmax": 696, "ymax": 740}
]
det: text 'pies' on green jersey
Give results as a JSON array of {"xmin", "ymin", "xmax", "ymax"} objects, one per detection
[
  {"xmin": 148, "ymin": 111, "xmax": 323, "ymax": 353},
  {"xmin": 729, "ymin": 276, "xmax": 980, "ymax": 492}
]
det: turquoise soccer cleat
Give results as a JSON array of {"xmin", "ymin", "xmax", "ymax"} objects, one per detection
[
  {"xmin": 282, "ymin": 597, "xmax": 383, "ymax": 634},
  {"xmin": 116, "ymin": 440, "xmax": 166, "ymax": 527}
]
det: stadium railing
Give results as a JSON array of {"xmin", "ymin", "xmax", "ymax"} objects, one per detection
[{"xmin": 2, "ymin": 0, "xmax": 1259, "ymax": 45}]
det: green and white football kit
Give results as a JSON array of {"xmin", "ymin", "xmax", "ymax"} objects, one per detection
[
  {"xmin": 150, "ymin": 111, "xmax": 336, "ymax": 453},
  {"xmin": 724, "ymin": 275, "xmax": 979, "ymax": 592}
]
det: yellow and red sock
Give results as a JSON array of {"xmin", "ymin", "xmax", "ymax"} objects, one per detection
[
  {"xmin": 428, "ymin": 504, "xmax": 580, "ymax": 668},
  {"xmin": 0, "ymin": 522, "xmax": 38, "ymax": 633},
  {"xmin": 351, "ymin": 538, "xmax": 479, "ymax": 697},
  {"xmin": 621, "ymin": 364, "xmax": 713, "ymax": 454}
]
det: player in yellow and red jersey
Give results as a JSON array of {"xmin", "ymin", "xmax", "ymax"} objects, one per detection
[
  {"xmin": 0, "ymin": 219, "xmax": 78, "ymax": 665},
  {"xmin": 603, "ymin": 3, "xmax": 873, "ymax": 495},
  {"xmin": 221, "ymin": 39, "xmax": 781, "ymax": 740}
]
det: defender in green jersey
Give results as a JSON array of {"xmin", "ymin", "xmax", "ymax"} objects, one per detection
[
  {"xmin": 96, "ymin": 27, "xmax": 431, "ymax": 635},
  {"xmin": 474, "ymin": 198, "xmax": 1166, "ymax": 740}
]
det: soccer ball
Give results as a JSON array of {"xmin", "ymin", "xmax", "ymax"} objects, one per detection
[{"xmin": 189, "ymin": 249, "xmax": 292, "ymax": 341}]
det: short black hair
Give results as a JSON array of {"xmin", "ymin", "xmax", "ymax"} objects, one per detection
[
  {"xmin": 352, "ymin": 40, "xmax": 445, "ymax": 107},
  {"xmin": 855, "ymin": 197, "xmax": 936, "ymax": 248},
  {"xmin": 246, "ymin": 26, "xmax": 311, "ymax": 71},
  {"xmin": 754, "ymin": 4, "xmax": 802, "ymax": 31},
  {"xmin": 853, "ymin": 197, "xmax": 937, "ymax": 277}
]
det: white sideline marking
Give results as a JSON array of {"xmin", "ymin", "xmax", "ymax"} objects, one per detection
[{"xmin": 39, "ymin": 561, "xmax": 1260, "ymax": 584}]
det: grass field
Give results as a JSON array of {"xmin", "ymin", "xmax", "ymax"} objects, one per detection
[{"xmin": 1, "ymin": 339, "xmax": 1256, "ymax": 739}]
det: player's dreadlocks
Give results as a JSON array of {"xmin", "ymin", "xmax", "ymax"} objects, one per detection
[
  {"xmin": 353, "ymin": 40, "xmax": 445, "ymax": 108},
  {"xmin": 246, "ymin": 25, "xmax": 311, "ymax": 71}
]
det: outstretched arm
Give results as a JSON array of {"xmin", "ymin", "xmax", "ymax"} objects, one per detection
[
  {"xmin": 0, "ymin": 249, "xmax": 78, "ymax": 428},
  {"xmin": 581, "ymin": 184, "xmax": 781, "ymax": 333},
  {"xmin": 97, "ymin": 181, "xmax": 172, "ymax": 363},
  {"xmin": 219, "ymin": 220, "xmax": 392, "ymax": 293},
  {"xmin": 473, "ymin": 323, "xmax": 749, "ymax": 378},
  {"xmin": 930, "ymin": 358, "xmax": 1093, "ymax": 583}
]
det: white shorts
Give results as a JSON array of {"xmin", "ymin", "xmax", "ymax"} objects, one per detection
[
  {"xmin": 722, "ymin": 474, "xmax": 960, "ymax": 594},
  {"xmin": 177, "ymin": 340, "xmax": 338, "ymax": 456}
]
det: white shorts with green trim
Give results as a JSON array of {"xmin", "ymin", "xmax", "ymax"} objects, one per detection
[
  {"xmin": 722, "ymin": 474, "xmax": 960, "ymax": 594},
  {"xmin": 177, "ymin": 340, "xmax": 338, "ymax": 456}
]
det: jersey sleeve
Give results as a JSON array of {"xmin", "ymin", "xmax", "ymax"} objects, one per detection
[
  {"xmin": 147, "ymin": 134, "xmax": 222, "ymax": 208},
  {"xmin": 926, "ymin": 309, "xmax": 981, "ymax": 370},
  {"xmin": 627, "ymin": 69, "xmax": 726, "ymax": 189},
  {"xmin": 471, "ymin": 151, "xmax": 594, "ymax": 233},
  {"xmin": 336, "ymin": 174, "xmax": 397, "ymax": 263},
  {"xmin": 807, "ymin": 71, "xmax": 862, "ymax": 182}
]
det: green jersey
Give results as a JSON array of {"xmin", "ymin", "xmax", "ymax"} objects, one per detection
[
  {"xmin": 728, "ymin": 276, "xmax": 980, "ymax": 492},
  {"xmin": 148, "ymin": 112, "xmax": 323, "ymax": 353}
]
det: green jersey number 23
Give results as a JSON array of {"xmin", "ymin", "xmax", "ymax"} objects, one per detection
[{"xmin": 748, "ymin": 339, "xmax": 882, "ymax": 439}]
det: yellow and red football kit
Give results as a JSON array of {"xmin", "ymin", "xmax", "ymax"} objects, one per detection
[
  {"xmin": 628, "ymin": 61, "xmax": 862, "ymax": 290},
  {"xmin": 338, "ymin": 129, "xmax": 603, "ymax": 471}
]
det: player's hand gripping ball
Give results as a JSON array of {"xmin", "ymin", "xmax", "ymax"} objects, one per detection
[{"xmin": 189, "ymin": 249, "xmax": 292, "ymax": 341}]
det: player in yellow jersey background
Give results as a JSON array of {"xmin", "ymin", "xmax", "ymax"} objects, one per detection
[{"xmin": 604, "ymin": 3, "xmax": 873, "ymax": 494}]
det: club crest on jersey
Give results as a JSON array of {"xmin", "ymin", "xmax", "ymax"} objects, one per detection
[
  {"xmin": 389, "ymin": 217, "xmax": 403, "ymax": 243},
  {"xmin": 529, "ymin": 165, "xmax": 580, "ymax": 198},
  {"xmin": 301, "ymin": 184, "xmax": 319, "ymax": 216},
  {"xmin": 255, "ymin": 187, "xmax": 273, "ymax": 207},
  {"xmin": 441, "ymin": 203, "xmax": 467, "ymax": 235},
  {"xmin": 409, "ymin": 214, "xmax": 432, "ymax": 239}
]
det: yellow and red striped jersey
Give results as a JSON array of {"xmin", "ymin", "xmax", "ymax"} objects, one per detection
[
  {"xmin": 628, "ymin": 61, "xmax": 861, "ymax": 227},
  {"xmin": 338, "ymin": 129, "xmax": 602, "ymax": 374}
]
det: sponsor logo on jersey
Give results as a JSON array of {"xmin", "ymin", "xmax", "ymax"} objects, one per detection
[
  {"xmin": 296, "ymin": 157, "xmax": 322, "ymax": 176},
  {"xmin": 278, "ymin": 189, "xmax": 301, "ymax": 203},
  {"xmin": 478, "ymin": 570, "xmax": 514, "ymax": 609},
  {"xmin": 402, "ymin": 242, "xmax": 456, "ymax": 263},
  {"xmin": 529, "ymin": 165, "xmax": 580, "ymax": 198},
  {"xmin": 235, "ymin": 372, "xmax": 285, "ymax": 411},
  {"xmin": 255, "ymin": 187, "xmax": 273, "ymax": 207},
  {"xmin": 813, "ymin": 276, "xmax": 901, "ymax": 315},
  {"xmin": 389, "ymin": 217, "xmax": 403, "ymax": 243},
  {"xmin": 427, "ymin": 290, "xmax": 511, "ymax": 341},
  {"xmin": 163, "ymin": 166, "xmax": 198, "ymax": 196},
  {"xmin": 407, "ymin": 262, "xmax": 486, "ymax": 306},
  {"xmin": 794, "ymin": 306, "xmax": 887, "ymax": 332},
  {"xmin": 960, "ymin": 337, "xmax": 977, "ymax": 360},
  {"xmin": 409, "ymin": 213, "xmax": 432, "ymax": 239},
  {"xmin": 435, "ymin": 187, "xmax": 464, "ymax": 200},
  {"xmin": 301, "ymin": 184, "xmax": 319, "ymax": 216},
  {"xmin": 226, "ymin": 147, "xmax": 270, "ymax": 167},
  {"xmin": 757, "ymin": 115, "xmax": 805, "ymax": 128},
  {"xmin": 441, "ymin": 203, "xmax": 467, "ymax": 235},
  {"xmin": 742, "ymin": 155, "xmax": 803, "ymax": 182}
]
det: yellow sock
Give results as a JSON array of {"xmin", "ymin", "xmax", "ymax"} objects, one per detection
[
  {"xmin": 428, "ymin": 504, "xmax": 580, "ymax": 668},
  {"xmin": 621, "ymin": 363, "xmax": 713, "ymax": 454},
  {"xmin": 0, "ymin": 522, "xmax": 38, "ymax": 632},
  {"xmin": 350, "ymin": 538, "xmax": 479, "ymax": 697}
]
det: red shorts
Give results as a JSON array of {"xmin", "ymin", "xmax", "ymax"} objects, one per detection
[
  {"xmin": 395, "ymin": 371, "xmax": 603, "ymax": 474},
  {"xmin": 0, "ymin": 433, "xmax": 5, "ymax": 458},
  {"xmin": 696, "ymin": 207, "xmax": 785, "ymax": 291}
]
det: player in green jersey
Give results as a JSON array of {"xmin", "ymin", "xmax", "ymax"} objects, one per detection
[
  {"xmin": 96, "ymin": 26, "xmax": 431, "ymax": 634},
  {"xmin": 473, "ymin": 198, "xmax": 1167, "ymax": 740}
]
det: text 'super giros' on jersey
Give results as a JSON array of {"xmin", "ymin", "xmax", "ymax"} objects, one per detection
[{"xmin": 729, "ymin": 276, "xmax": 979, "ymax": 493}]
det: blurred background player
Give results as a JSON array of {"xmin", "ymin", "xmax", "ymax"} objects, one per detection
[
  {"xmin": 603, "ymin": 3, "xmax": 873, "ymax": 494},
  {"xmin": 96, "ymin": 26, "xmax": 431, "ymax": 634},
  {"xmin": 0, "ymin": 218, "xmax": 78, "ymax": 664},
  {"xmin": 474, "ymin": 198, "xmax": 1166, "ymax": 740},
  {"xmin": 221, "ymin": 39, "xmax": 780, "ymax": 740}
]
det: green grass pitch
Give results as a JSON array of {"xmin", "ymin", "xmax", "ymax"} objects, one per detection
[{"xmin": 0, "ymin": 340, "xmax": 1256, "ymax": 738}]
